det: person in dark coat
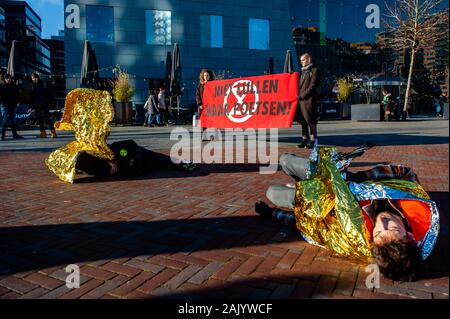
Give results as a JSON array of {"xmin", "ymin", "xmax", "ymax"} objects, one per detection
[
  {"xmin": 0, "ymin": 74, "xmax": 23, "ymax": 140},
  {"xmin": 29, "ymin": 72, "xmax": 57, "ymax": 138},
  {"xmin": 75, "ymin": 139, "xmax": 196, "ymax": 178},
  {"xmin": 296, "ymin": 53, "xmax": 319, "ymax": 149},
  {"xmin": 195, "ymin": 69, "xmax": 215, "ymax": 141}
]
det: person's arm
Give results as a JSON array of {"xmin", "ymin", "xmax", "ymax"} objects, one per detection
[
  {"xmin": 196, "ymin": 85, "xmax": 203, "ymax": 109},
  {"xmin": 300, "ymin": 69, "xmax": 318, "ymax": 100},
  {"xmin": 151, "ymin": 96, "xmax": 159, "ymax": 112}
]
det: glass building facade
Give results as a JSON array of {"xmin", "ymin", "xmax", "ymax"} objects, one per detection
[
  {"xmin": 64, "ymin": 0, "xmax": 293, "ymax": 106},
  {"xmin": 289, "ymin": 0, "xmax": 386, "ymax": 44},
  {"xmin": 0, "ymin": 0, "xmax": 51, "ymax": 76}
]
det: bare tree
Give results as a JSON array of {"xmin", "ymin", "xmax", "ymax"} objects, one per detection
[{"xmin": 383, "ymin": 0, "xmax": 449, "ymax": 113}]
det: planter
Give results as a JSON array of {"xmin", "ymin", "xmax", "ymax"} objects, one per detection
[
  {"xmin": 318, "ymin": 102, "xmax": 351, "ymax": 120},
  {"xmin": 444, "ymin": 103, "xmax": 449, "ymax": 120},
  {"xmin": 351, "ymin": 103, "xmax": 383, "ymax": 121},
  {"xmin": 114, "ymin": 102, "xmax": 133, "ymax": 125}
]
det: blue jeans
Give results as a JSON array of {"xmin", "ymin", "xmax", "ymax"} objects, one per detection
[
  {"xmin": 0, "ymin": 106, "xmax": 19, "ymax": 138},
  {"xmin": 147, "ymin": 112, "xmax": 161, "ymax": 125}
]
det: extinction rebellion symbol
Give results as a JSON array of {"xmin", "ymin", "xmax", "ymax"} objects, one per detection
[{"xmin": 224, "ymin": 80, "xmax": 260, "ymax": 123}]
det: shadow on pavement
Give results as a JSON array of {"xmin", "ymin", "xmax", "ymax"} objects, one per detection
[
  {"xmin": 0, "ymin": 215, "xmax": 293, "ymax": 276},
  {"xmin": 416, "ymin": 191, "xmax": 449, "ymax": 280},
  {"xmin": 279, "ymin": 134, "xmax": 449, "ymax": 147},
  {"xmin": 74, "ymin": 163, "xmax": 265, "ymax": 183}
]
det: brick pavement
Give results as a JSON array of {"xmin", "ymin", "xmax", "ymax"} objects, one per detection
[{"xmin": 0, "ymin": 143, "xmax": 448, "ymax": 299}]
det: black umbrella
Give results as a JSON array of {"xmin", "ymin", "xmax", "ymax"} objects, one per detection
[
  {"xmin": 170, "ymin": 43, "xmax": 182, "ymax": 115},
  {"xmin": 7, "ymin": 40, "xmax": 22, "ymax": 79},
  {"xmin": 283, "ymin": 50, "xmax": 294, "ymax": 73},
  {"xmin": 164, "ymin": 51, "xmax": 172, "ymax": 93},
  {"xmin": 80, "ymin": 40, "xmax": 101, "ymax": 89},
  {"xmin": 267, "ymin": 56, "xmax": 274, "ymax": 74}
]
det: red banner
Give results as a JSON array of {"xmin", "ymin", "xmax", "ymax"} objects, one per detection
[{"xmin": 199, "ymin": 72, "xmax": 299, "ymax": 128}]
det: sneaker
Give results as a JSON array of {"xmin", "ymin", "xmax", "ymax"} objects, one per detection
[
  {"xmin": 297, "ymin": 140, "xmax": 308, "ymax": 148},
  {"xmin": 255, "ymin": 201, "xmax": 274, "ymax": 218},
  {"xmin": 306, "ymin": 140, "xmax": 315, "ymax": 149}
]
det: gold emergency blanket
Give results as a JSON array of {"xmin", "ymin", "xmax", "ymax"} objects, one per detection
[
  {"xmin": 45, "ymin": 88, "xmax": 115, "ymax": 183},
  {"xmin": 294, "ymin": 148, "xmax": 373, "ymax": 259}
]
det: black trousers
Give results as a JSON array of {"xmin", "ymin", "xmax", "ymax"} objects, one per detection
[
  {"xmin": 76, "ymin": 140, "xmax": 177, "ymax": 177},
  {"xmin": 35, "ymin": 107, "xmax": 55, "ymax": 131},
  {"xmin": 0, "ymin": 107, "xmax": 19, "ymax": 138}
]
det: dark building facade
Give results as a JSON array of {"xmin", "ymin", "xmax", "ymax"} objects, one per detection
[
  {"xmin": 0, "ymin": 0, "xmax": 51, "ymax": 77},
  {"xmin": 64, "ymin": 0, "xmax": 393, "ymax": 106},
  {"xmin": 0, "ymin": 6, "xmax": 7, "ymax": 70},
  {"xmin": 292, "ymin": 26, "xmax": 381, "ymax": 77},
  {"xmin": 44, "ymin": 32, "xmax": 66, "ymax": 106},
  {"xmin": 64, "ymin": 0, "xmax": 294, "ymax": 105}
]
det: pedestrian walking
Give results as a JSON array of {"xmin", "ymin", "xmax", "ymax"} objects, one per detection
[
  {"xmin": 0, "ymin": 74, "xmax": 23, "ymax": 140},
  {"xmin": 29, "ymin": 73, "xmax": 57, "ymax": 138}
]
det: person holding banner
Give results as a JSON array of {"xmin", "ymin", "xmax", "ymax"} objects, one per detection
[
  {"xmin": 195, "ymin": 69, "xmax": 215, "ymax": 140},
  {"xmin": 297, "ymin": 53, "xmax": 319, "ymax": 149},
  {"xmin": 255, "ymin": 146, "xmax": 439, "ymax": 281}
]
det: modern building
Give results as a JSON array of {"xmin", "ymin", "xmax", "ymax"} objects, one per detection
[
  {"xmin": 44, "ymin": 30, "xmax": 66, "ymax": 105},
  {"xmin": 64, "ymin": 0, "xmax": 295, "ymax": 106},
  {"xmin": 292, "ymin": 26, "xmax": 381, "ymax": 77},
  {"xmin": 0, "ymin": 6, "xmax": 8, "ymax": 70},
  {"xmin": 289, "ymin": 0, "xmax": 386, "ymax": 45},
  {"xmin": 0, "ymin": 0, "xmax": 51, "ymax": 77}
]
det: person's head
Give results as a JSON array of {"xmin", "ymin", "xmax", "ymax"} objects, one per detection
[
  {"xmin": 372, "ymin": 211, "xmax": 421, "ymax": 281},
  {"xmin": 4, "ymin": 74, "xmax": 12, "ymax": 83},
  {"xmin": 159, "ymin": 87, "xmax": 165, "ymax": 93},
  {"xmin": 199, "ymin": 69, "xmax": 215, "ymax": 84},
  {"xmin": 31, "ymin": 72, "xmax": 40, "ymax": 83},
  {"xmin": 300, "ymin": 53, "xmax": 312, "ymax": 67},
  {"xmin": 382, "ymin": 88, "xmax": 390, "ymax": 96}
]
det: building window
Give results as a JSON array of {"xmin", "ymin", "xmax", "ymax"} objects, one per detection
[
  {"xmin": 86, "ymin": 5, "xmax": 114, "ymax": 42},
  {"xmin": 249, "ymin": 18, "xmax": 269, "ymax": 50},
  {"xmin": 200, "ymin": 15, "xmax": 223, "ymax": 48},
  {"xmin": 146, "ymin": 10, "xmax": 171, "ymax": 45}
]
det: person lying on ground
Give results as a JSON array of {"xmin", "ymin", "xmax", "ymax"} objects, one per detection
[
  {"xmin": 76, "ymin": 139, "xmax": 195, "ymax": 177},
  {"xmin": 255, "ymin": 145, "xmax": 439, "ymax": 282}
]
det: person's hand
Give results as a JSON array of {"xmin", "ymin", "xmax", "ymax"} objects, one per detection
[
  {"xmin": 199, "ymin": 105, "xmax": 203, "ymax": 110},
  {"xmin": 109, "ymin": 161, "xmax": 119, "ymax": 175}
]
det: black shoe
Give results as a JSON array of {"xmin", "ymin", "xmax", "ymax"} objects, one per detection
[
  {"xmin": 306, "ymin": 140, "xmax": 315, "ymax": 149},
  {"xmin": 297, "ymin": 140, "xmax": 309, "ymax": 148},
  {"xmin": 255, "ymin": 201, "xmax": 274, "ymax": 218}
]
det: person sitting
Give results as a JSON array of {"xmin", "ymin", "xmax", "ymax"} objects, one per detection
[{"xmin": 255, "ymin": 146, "xmax": 439, "ymax": 282}]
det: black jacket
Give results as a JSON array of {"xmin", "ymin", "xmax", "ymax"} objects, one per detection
[
  {"xmin": 196, "ymin": 83, "xmax": 205, "ymax": 108},
  {"xmin": 0, "ymin": 82, "xmax": 20, "ymax": 109},
  {"xmin": 30, "ymin": 80, "xmax": 51, "ymax": 109}
]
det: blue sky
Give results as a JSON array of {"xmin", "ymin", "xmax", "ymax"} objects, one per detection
[{"xmin": 21, "ymin": 0, "xmax": 64, "ymax": 39}]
